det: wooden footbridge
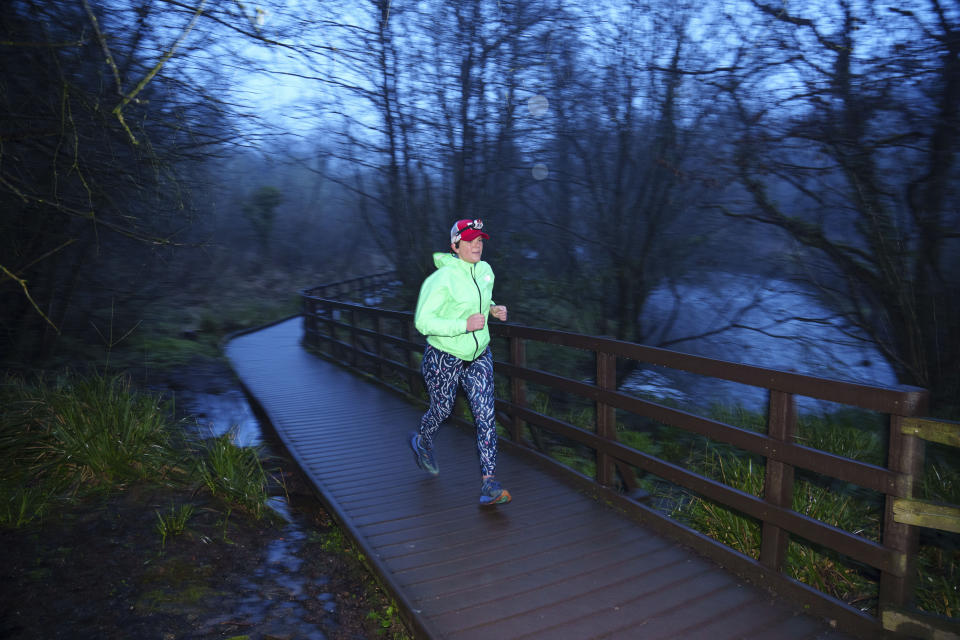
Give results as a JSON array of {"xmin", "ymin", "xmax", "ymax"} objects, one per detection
[{"xmin": 224, "ymin": 275, "xmax": 959, "ymax": 640}]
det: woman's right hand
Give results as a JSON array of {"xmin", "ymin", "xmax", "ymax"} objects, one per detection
[{"xmin": 466, "ymin": 313, "xmax": 486, "ymax": 332}]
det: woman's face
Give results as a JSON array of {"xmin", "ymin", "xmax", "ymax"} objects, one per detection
[{"xmin": 452, "ymin": 237, "xmax": 484, "ymax": 263}]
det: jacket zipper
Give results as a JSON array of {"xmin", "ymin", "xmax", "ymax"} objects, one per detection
[{"xmin": 470, "ymin": 264, "xmax": 482, "ymax": 360}]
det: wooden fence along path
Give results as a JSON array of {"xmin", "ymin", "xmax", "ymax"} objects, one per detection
[{"xmin": 226, "ymin": 317, "xmax": 854, "ymax": 640}]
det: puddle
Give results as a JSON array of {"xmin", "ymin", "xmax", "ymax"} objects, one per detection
[{"xmin": 176, "ymin": 387, "xmax": 263, "ymax": 447}]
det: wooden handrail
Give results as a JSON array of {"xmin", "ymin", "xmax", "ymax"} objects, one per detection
[
  {"xmin": 299, "ymin": 278, "xmax": 957, "ymax": 639},
  {"xmin": 494, "ymin": 323, "xmax": 928, "ymax": 415},
  {"xmin": 901, "ymin": 416, "xmax": 960, "ymax": 448}
]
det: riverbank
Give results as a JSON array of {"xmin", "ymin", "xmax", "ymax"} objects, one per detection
[{"xmin": 0, "ymin": 360, "xmax": 411, "ymax": 640}]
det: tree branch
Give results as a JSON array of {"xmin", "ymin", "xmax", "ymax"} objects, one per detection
[{"xmin": 1, "ymin": 263, "xmax": 60, "ymax": 333}]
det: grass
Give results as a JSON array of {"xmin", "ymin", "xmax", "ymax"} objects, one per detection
[
  {"xmin": 0, "ymin": 373, "xmax": 180, "ymax": 487},
  {"xmin": 0, "ymin": 371, "xmax": 272, "ymax": 530},
  {"xmin": 310, "ymin": 525, "xmax": 412, "ymax": 639},
  {"xmin": 155, "ymin": 503, "xmax": 196, "ymax": 547},
  {"xmin": 915, "ymin": 445, "xmax": 960, "ymax": 618},
  {"xmin": 1, "ymin": 270, "xmax": 418, "ymax": 637},
  {"xmin": 796, "ymin": 409, "xmax": 886, "ymax": 466},
  {"xmin": 366, "ymin": 603, "xmax": 409, "ymax": 638},
  {"xmin": 1, "ymin": 485, "xmax": 58, "ymax": 529},
  {"xmin": 197, "ymin": 428, "xmax": 272, "ymax": 521}
]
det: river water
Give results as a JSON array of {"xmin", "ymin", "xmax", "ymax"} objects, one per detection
[{"xmin": 622, "ymin": 273, "xmax": 899, "ymax": 415}]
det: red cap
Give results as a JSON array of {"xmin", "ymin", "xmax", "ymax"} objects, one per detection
[{"xmin": 450, "ymin": 219, "xmax": 489, "ymax": 243}]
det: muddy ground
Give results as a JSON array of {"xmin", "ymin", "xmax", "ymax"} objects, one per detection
[{"xmin": 0, "ymin": 360, "xmax": 412, "ymax": 640}]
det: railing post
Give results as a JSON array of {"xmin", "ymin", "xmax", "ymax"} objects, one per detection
[
  {"xmin": 331, "ymin": 305, "xmax": 341, "ymax": 360},
  {"xmin": 375, "ymin": 314, "xmax": 384, "ymax": 380},
  {"xmin": 509, "ymin": 336, "xmax": 527, "ymax": 443},
  {"xmin": 303, "ymin": 297, "xmax": 317, "ymax": 348},
  {"xmin": 596, "ymin": 351, "xmax": 617, "ymax": 487},
  {"xmin": 348, "ymin": 308, "xmax": 357, "ymax": 367},
  {"xmin": 323, "ymin": 300, "xmax": 334, "ymax": 358},
  {"xmin": 880, "ymin": 413, "xmax": 925, "ymax": 609},
  {"xmin": 760, "ymin": 389, "xmax": 797, "ymax": 571},
  {"xmin": 406, "ymin": 320, "xmax": 422, "ymax": 398}
]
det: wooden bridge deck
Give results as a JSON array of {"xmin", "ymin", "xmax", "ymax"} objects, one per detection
[{"xmin": 225, "ymin": 317, "xmax": 855, "ymax": 640}]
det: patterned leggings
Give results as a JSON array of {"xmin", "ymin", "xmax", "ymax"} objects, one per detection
[{"xmin": 418, "ymin": 344, "xmax": 498, "ymax": 477}]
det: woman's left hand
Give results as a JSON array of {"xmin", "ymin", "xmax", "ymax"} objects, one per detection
[{"xmin": 490, "ymin": 305, "xmax": 508, "ymax": 322}]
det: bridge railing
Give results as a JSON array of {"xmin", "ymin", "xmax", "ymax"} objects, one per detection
[
  {"xmin": 300, "ymin": 279, "xmax": 959, "ymax": 640},
  {"xmin": 302, "ymin": 271, "xmax": 398, "ymax": 302}
]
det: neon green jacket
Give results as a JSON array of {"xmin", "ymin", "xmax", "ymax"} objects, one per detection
[{"xmin": 414, "ymin": 252, "xmax": 495, "ymax": 361}]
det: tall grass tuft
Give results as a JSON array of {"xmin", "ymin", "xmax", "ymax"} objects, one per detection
[
  {"xmin": 796, "ymin": 409, "xmax": 885, "ymax": 466},
  {"xmin": 0, "ymin": 486, "xmax": 58, "ymax": 528},
  {"xmin": 37, "ymin": 374, "xmax": 180, "ymax": 486},
  {"xmin": 669, "ymin": 445, "xmax": 765, "ymax": 559},
  {"xmin": 196, "ymin": 429, "xmax": 272, "ymax": 520},
  {"xmin": 0, "ymin": 372, "xmax": 272, "ymax": 529},
  {"xmin": 155, "ymin": 503, "xmax": 196, "ymax": 548},
  {"xmin": 1, "ymin": 372, "xmax": 186, "ymax": 526}
]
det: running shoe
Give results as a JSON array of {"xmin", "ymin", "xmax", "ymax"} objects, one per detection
[
  {"xmin": 409, "ymin": 432, "xmax": 439, "ymax": 475},
  {"xmin": 479, "ymin": 477, "xmax": 511, "ymax": 506}
]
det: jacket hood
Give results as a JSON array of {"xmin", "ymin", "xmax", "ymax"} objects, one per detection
[{"xmin": 433, "ymin": 252, "xmax": 463, "ymax": 269}]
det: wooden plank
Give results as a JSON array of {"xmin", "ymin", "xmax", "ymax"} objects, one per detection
[
  {"xmin": 441, "ymin": 554, "xmax": 709, "ymax": 638},
  {"xmin": 678, "ymin": 598, "xmax": 795, "ymax": 640},
  {"xmin": 450, "ymin": 563, "xmax": 728, "ymax": 639},
  {"xmin": 425, "ymin": 536, "xmax": 674, "ymax": 619},
  {"xmin": 603, "ymin": 582, "xmax": 759, "ymax": 639},
  {"xmin": 902, "ymin": 417, "xmax": 960, "ymax": 447},
  {"xmin": 893, "ymin": 497, "xmax": 960, "ymax": 534},
  {"xmin": 882, "ymin": 605, "xmax": 960, "ymax": 638}
]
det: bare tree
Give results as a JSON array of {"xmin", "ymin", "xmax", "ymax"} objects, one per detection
[
  {"xmin": 542, "ymin": 1, "xmax": 719, "ymax": 347},
  {"xmin": 715, "ymin": 0, "xmax": 960, "ymax": 409},
  {"xmin": 0, "ymin": 0, "xmax": 315, "ymax": 365},
  {"xmin": 314, "ymin": 0, "xmax": 570, "ymax": 291}
]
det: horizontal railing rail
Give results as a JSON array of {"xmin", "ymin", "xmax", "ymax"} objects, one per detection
[
  {"xmin": 301, "ymin": 270, "xmax": 398, "ymax": 301},
  {"xmin": 300, "ymin": 278, "xmax": 958, "ymax": 640}
]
